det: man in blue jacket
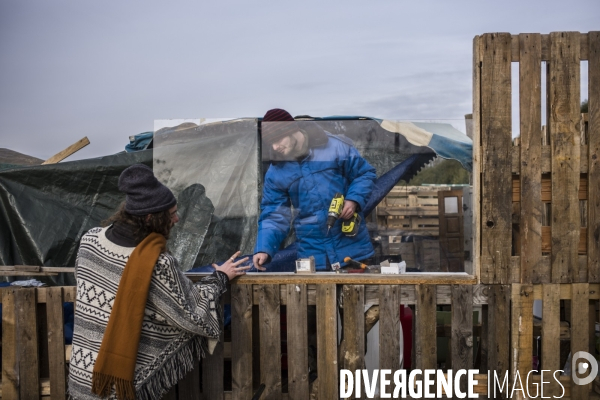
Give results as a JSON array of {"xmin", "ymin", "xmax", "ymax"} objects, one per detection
[{"xmin": 253, "ymin": 108, "xmax": 377, "ymax": 271}]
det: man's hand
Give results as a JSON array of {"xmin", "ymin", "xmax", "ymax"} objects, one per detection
[
  {"xmin": 341, "ymin": 200, "xmax": 358, "ymax": 220},
  {"xmin": 252, "ymin": 252, "xmax": 269, "ymax": 271},
  {"xmin": 213, "ymin": 251, "xmax": 251, "ymax": 281}
]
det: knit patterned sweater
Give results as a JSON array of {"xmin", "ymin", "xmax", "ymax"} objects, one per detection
[{"xmin": 68, "ymin": 227, "xmax": 228, "ymax": 400}]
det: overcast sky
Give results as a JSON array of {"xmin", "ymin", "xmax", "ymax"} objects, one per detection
[{"xmin": 0, "ymin": 1, "xmax": 598, "ymax": 162}]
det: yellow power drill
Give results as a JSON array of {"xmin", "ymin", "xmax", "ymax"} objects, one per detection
[
  {"xmin": 326, "ymin": 193, "xmax": 344, "ymax": 236},
  {"xmin": 326, "ymin": 193, "xmax": 361, "ymax": 237}
]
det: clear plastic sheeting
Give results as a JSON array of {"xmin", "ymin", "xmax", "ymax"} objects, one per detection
[
  {"xmin": 153, "ymin": 119, "xmax": 259, "ymax": 270},
  {"xmin": 184, "ymin": 118, "xmax": 473, "ymax": 274}
]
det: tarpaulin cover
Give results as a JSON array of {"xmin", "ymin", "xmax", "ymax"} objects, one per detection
[
  {"xmin": 0, "ymin": 116, "xmax": 472, "ymax": 278},
  {"xmin": 0, "ymin": 150, "xmax": 152, "ymax": 285}
]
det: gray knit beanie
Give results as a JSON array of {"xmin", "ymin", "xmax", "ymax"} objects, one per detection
[{"xmin": 118, "ymin": 164, "xmax": 176, "ymax": 215}]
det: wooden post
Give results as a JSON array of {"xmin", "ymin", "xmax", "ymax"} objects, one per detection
[
  {"xmin": 343, "ymin": 285, "xmax": 365, "ymax": 398},
  {"xmin": 549, "ymin": 32, "xmax": 581, "ymax": 283},
  {"xmin": 588, "ymin": 31, "xmax": 600, "ymax": 282},
  {"xmin": 570, "ymin": 283, "xmax": 590, "ymax": 400},
  {"xmin": 542, "ymin": 284, "xmax": 561, "ymax": 397},
  {"xmin": 231, "ymin": 284, "xmax": 253, "ymax": 400},
  {"xmin": 316, "ymin": 284, "xmax": 337, "ymax": 400},
  {"xmin": 16, "ymin": 288, "xmax": 40, "ymax": 399},
  {"xmin": 379, "ymin": 285, "xmax": 401, "ymax": 371},
  {"xmin": 452, "ymin": 285, "xmax": 474, "ymax": 394},
  {"xmin": 480, "ymin": 33, "xmax": 513, "ymax": 285},
  {"xmin": 47, "ymin": 287, "xmax": 66, "ymax": 400},
  {"xmin": 258, "ymin": 284, "xmax": 282, "ymax": 400},
  {"xmin": 510, "ymin": 284, "xmax": 533, "ymax": 400},
  {"xmin": 415, "ymin": 285, "xmax": 437, "ymax": 370},
  {"xmin": 2, "ymin": 288, "xmax": 19, "ymax": 400},
  {"xmin": 488, "ymin": 285, "xmax": 510, "ymax": 396},
  {"xmin": 287, "ymin": 284, "xmax": 309, "ymax": 399},
  {"xmin": 519, "ymin": 33, "xmax": 545, "ymax": 284},
  {"xmin": 473, "ymin": 35, "xmax": 482, "ymax": 283}
]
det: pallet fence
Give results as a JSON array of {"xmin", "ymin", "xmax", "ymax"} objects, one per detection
[
  {"xmin": 4, "ymin": 281, "xmax": 600, "ymax": 399},
  {"xmin": 0, "ymin": 30, "xmax": 598, "ymax": 399}
]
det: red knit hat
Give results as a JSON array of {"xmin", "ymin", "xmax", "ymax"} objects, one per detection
[{"xmin": 261, "ymin": 108, "xmax": 299, "ymax": 145}]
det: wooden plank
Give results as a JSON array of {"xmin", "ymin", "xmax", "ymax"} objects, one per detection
[
  {"xmin": 510, "ymin": 284, "xmax": 533, "ymax": 400},
  {"xmin": 15, "ymin": 286, "xmax": 77, "ymax": 305},
  {"xmin": 581, "ymin": 32, "xmax": 589, "ymax": 60},
  {"xmin": 549, "ymin": 31, "xmax": 581, "ymax": 283},
  {"xmin": 473, "ymin": 35, "xmax": 482, "ymax": 283},
  {"xmin": 588, "ymin": 31, "xmax": 600, "ymax": 282},
  {"xmin": 377, "ymin": 207, "xmax": 439, "ymax": 216},
  {"xmin": 571, "ymin": 283, "xmax": 590, "ymax": 400},
  {"xmin": 316, "ymin": 284, "xmax": 337, "ymax": 400},
  {"xmin": 541, "ymin": 34, "xmax": 551, "ymax": 61},
  {"xmin": 42, "ymin": 137, "xmax": 90, "ymax": 164},
  {"xmin": 463, "ymin": 187, "xmax": 474, "ymax": 275},
  {"xmin": 377, "ymin": 228, "xmax": 439, "ymax": 237},
  {"xmin": 512, "ymin": 175, "xmax": 588, "ymax": 201},
  {"xmin": 191, "ymin": 273, "xmax": 478, "ymax": 285},
  {"xmin": 341, "ymin": 285, "xmax": 364, "ymax": 398},
  {"xmin": 16, "ymin": 288, "xmax": 39, "ymax": 400},
  {"xmin": 590, "ymin": 300, "xmax": 597, "ymax": 356},
  {"xmin": 202, "ymin": 297, "xmax": 224, "ymax": 400},
  {"xmin": 161, "ymin": 385, "xmax": 178, "ymax": 400},
  {"xmin": 245, "ymin": 279, "xmax": 600, "ymax": 305},
  {"xmin": 512, "ymin": 144, "xmax": 589, "ymax": 174},
  {"xmin": 519, "ymin": 33, "xmax": 544, "ymax": 284},
  {"xmin": 0, "ymin": 265, "xmax": 73, "ymax": 273},
  {"xmin": 487, "ymin": 285, "xmax": 510, "ymax": 394},
  {"xmin": 258, "ymin": 284, "xmax": 282, "ymax": 400},
  {"xmin": 46, "ymin": 287, "xmax": 66, "ymax": 400},
  {"xmin": 178, "ymin": 362, "xmax": 201, "ymax": 400},
  {"xmin": 379, "ymin": 285, "xmax": 401, "ymax": 371},
  {"xmin": 451, "ymin": 285, "xmax": 473, "ymax": 394},
  {"xmin": 2, "ymin": 288, "xmax": 19, "ymax": 400},
  {"xmin": 542, "ymin": 284, "xmax": 561, "ymax": 397},
  {"xmin": 231, "ymin": 284, "xmax": 253, "ymax": 400},
  {"xmin": 480, "ymin": 305, "xmax": 488, "ymax": 372},
  {"xmin": 286, "ymin": 284, "xmax": 309, "ymax": 400},
  {"xmin": 480, "ymin": 33, "xmax": 513, "ymax": 284},
  {"xmin": 511, "ymin": 34, "xmax": 520, "ymax": 62},
  {"xmin": 0, "ymin": 265, "xmax": 39, "ymax": 272},
  {"xmin": 0, "ymin": 271, "xmax": 59, "ymax": 277},
  {"xmin": 415, "ymin": 285, "xmax": 437, "ymax": 369},
  {"xmin": 542, "ymin": 226, "xmax": 587, "ymax": 254},
  {"xmin": 536, "ymin": 33, "xmax": 590, "ymax": 61}
]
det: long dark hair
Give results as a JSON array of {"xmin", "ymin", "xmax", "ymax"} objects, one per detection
[{"xmin": 102, "ymin": 203, "xmax": 173, "ymax": 241}]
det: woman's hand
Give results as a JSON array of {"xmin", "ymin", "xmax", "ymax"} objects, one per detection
[{"xmin": 213, "ymin": 251, "xmax": 251, "ymax": 280}]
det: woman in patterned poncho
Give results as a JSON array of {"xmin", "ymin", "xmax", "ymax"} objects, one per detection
[{"xmin": 68, "ymin": 164, "xmax": 249, "ymax": 400}]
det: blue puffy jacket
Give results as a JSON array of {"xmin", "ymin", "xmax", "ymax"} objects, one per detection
[{"xmin": 255, "ymin": 133, "xmax": 376, "ymax": 270}]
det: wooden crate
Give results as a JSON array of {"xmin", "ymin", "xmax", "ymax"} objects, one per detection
[
  {"xmin": 1, "ymin": 287, "xmax": 76, "ymax": 400},
  {"xmin": 376, "ymin": 185, "xmax": 459, "ymax": 236}
]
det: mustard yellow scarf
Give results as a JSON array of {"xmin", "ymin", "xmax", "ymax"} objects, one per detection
[{"xmin": 91, "ymin": 232, "xmax": 166, "ymax": 399}]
